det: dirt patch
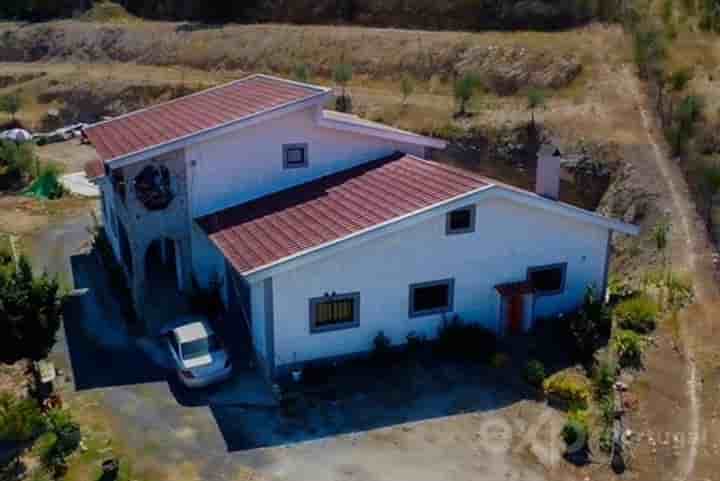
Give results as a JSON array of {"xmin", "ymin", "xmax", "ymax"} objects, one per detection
[
  {"xmin": 0, "ymin": 360, "xmax": 33, "ymax": 399},
  {"xmin": 37, "ymin": 81, "xmax": 200, "ymax": 126}
]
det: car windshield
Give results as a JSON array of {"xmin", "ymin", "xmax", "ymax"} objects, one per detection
[{"xmin": 181, "ymin": 334, "xmax": 220, "ymax": 360}]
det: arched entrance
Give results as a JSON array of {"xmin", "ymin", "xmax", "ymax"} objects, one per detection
[
  {"xmin": 145, "ymin": 238, "xmax": 181, "ymax": 292},
  {"xmin": 143, "ymin": 238, "xmax": 189, "ymax": 329}
]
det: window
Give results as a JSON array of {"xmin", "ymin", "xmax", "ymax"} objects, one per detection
[
  {"xmin": 446, "ymin": 206, "xmax": 476, "ymax": 235},
  {"xmin": 283, "ymin": 143, "xmax": 308, "ymax": 169},
  {"xmin": 528, "ymin": 263, "xmax": 567, "ymax": 296},
  {"xmin": 409, "ymin": 279, "xmax": 454, "ymax": 317},
  {"xmin": 309, "ymin": 293, "xmax": 360, "ymax": 333}
]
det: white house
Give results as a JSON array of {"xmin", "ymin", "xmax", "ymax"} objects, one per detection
[{"xmin": 85, "ymin": 74, "xmax": 638, "ymax": 379}]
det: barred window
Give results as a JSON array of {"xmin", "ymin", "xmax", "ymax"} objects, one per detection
[{"xmin": 309, "ymin": 293, "xmax": 360, "ymax": 333}]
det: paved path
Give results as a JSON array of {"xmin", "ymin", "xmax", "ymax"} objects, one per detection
[{"xmin": 60, "ymin": 172, "xmax": 99, "ymax": 197}]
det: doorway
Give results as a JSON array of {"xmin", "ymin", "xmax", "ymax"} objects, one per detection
[{"xmin": 506, "ymin": 294, "xmax": 525, "ymax": 335}]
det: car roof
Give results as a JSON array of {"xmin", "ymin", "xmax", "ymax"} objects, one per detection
[{"xmin": 173, "ymin": 320, "xmax": 213, "ymax": 343}]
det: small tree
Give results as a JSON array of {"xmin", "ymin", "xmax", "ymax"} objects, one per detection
[
  {"xmin": 453, "ymin": 73, "xmax": 479, "ymax": 117},
  {"xmin": 0, "ymin": 94, "xmax": 22, "ymax": 121},
  {"xmin": 333, "ymin": 62, "xmax": 353, "ymax": 112},
  {"xmin": 400, "ymin": 74, "xmax": 415, "ymax": 107},
  {"xmin": 527, "ymin": 88, "xmax": 546, "ymax": 129},
  {"xmin": 0, "ymin": 255, "xmax": 63, "ymax": 363},
  {"xmin": 294, "ymin": 63, "xmax": 310, "ymax": 83}
]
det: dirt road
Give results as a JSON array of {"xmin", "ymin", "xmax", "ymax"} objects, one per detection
[{"xmin": 626, "ymin": 77, "xmax": 720, "ymax": 481}]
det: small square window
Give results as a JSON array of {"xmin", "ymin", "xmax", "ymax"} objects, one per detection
[
  {"xmin": 309, "ymin": 293, "xmax": 360, "ymax": 333},
  {"xmin": 283, "ymin": 143, "xmax": 308, "ymax": 169},
  {"xmin": 446, "ymin": 206, "xmax": 476, "ymax": 235},
  {"xmin": 409, "ymin": 279, "xmax": 454, "ymax": 317},
  {"xmin": 528, "ymin": 263, "xmax": 567, "ymax": 296}
]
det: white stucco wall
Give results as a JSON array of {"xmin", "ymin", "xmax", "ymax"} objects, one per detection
[
  {"xmin": 186, "ymin": 107, "xmax": 426, "ymax": 218},
  {"xmin": 249, "ymin": 281, "xmax": 267, "ymax": 365},
  {"xmin": 268, "ymin": 197, "xmax": 610, "ymax": 368},
  {"xmin": 190, "ymin": 222, "xmax": 227, "ymax": 287}
]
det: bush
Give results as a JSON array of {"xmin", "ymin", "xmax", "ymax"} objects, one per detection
[
  {"xmin": 524, "ymin": 360, "xmax": 546, "ymax": 387},
  {"xmin": 562, "ymin": 410, "xmax": 590, "ymax": 452},
  {"xmin": 614, "ymin": 295, "xmax": 659, "ymax": 333},
  {"xmin": 41, "ymin": 409, "xmax": 81, "ymax": 473},
  {"xmin": 0, "ymin": 139, "xmax": 35, "ymax": 183},
  {"xmin": 0, "ymin": 256, "xmax": 63, "ymax": 363},
  {"xmin": 489, "ymin": 352, "xmax": 509, "ymax": 368},
  {"xmin": 543, "ymin": 372, "xmax": 591, "ymax": 410},
  {"xmin": 371, "ymin": 331, "xmax": 392, "ymax": 361},
  {"xmin": 666, "ymin": 272, "xmax": 694, "ymax": 310},
  {"xmin": 568, "ymin": 287, "xmax": 611, "ymax": 362},
  {"xmin": 0, "ymin": 393, "xmax": 44, "ymax": 442},
  {"xmin": 592, "ymin": 358, "xmax": 617, "ymax": 398},
  {"xmin": 453, "ymin": 73, "xmax": 480, "ymax": 116},
  {"xmin": 613, "ymin": 330, "xmax": 646, "ymax": 368},
  {"xmin": 436, "ymin": 317, "xmax": 497, "ymax": 362}
]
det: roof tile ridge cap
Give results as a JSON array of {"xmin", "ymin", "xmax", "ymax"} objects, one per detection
[{"xmin": 85, "ymin": 76, "xmax": 256, "ymax": 131}]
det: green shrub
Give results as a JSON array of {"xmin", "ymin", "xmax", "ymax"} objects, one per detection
[
  {"xmin": 372, "ymin": 331, "xmax": 392, "ymax": 361},
  {"xmin": 489, "ymin": 352, "xmax": 509, "ymax": 368},
  {"xmin": 667, "ymin": 272, "xmax": 694, "ymax": 310},
  {"xmin": 41, "ymin": 409, "xmax": 81, "ymax": 471},
  {"xmin": 0, "ymin": 139, "xmax": 35, "ymax": 182},
  {"xmin": 543, "ymin": 372, "xmax": 591, "ymax": 410},
  {"xmin": 614, "ymin": 295, "xmax": 659, "ymax": 333},
  {"xmin": 0, "ymin": 393, "xmax": 44, "ymax": 442},
  {"xmin": 524, "ymin": 360, "xmax": 546, "ymax": 387},
  {"xmin": 568, "ymin": 287, "xmax": 611, "ymax": 362},
  {"xmin": 436, "ymin": 317, "xmax": 497, "ymax": 362},
  {"xmin": 592, "ymin": 358, "xmax": 617, "ymax": 398},
  {"xmin": 613, "ymin": 329, "xmax": 646, "ymax": 368},
  {"xmin": 561, "ymin": 410, "xmax": 590, "ymax": 451}
]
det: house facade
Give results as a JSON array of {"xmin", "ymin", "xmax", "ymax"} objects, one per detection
[{"xmin": 85, "ymin": 75, "xmax": 638, "ymax": 380}]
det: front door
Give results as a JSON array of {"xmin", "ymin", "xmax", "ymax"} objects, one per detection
[{"xmin": 506, "ymin": 294, "xmax": 524, "ymax": 334}]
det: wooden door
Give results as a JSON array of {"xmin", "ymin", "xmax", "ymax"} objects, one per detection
[{"xmin": 506, "ymin": 295, "xmax": 524, "ymax": 334}]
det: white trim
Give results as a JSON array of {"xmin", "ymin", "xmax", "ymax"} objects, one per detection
[{"xmin": 317, "ymin": 110, "xmax": 446, "ymax": 149}]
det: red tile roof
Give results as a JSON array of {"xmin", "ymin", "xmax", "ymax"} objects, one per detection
[
  {"xmin": 85, "ymin": 75, "xmax": 327, "ymax": 162},
  {"xmin": 84, "ymin": 157, "xmax": 105, "ymax": 180},
  {"xmin": 198, "ymin": 154, "xmax": 490, "ymax": 274}
]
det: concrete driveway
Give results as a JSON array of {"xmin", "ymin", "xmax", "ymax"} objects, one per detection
[{"xmin": 47, "ymin": 216, "xmax": 574, "ymax": 481}]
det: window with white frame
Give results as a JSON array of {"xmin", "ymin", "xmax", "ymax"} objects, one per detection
[
  {"xmin": 283, "ymin": 143, "xmax": 309, "ymax": 169},
  {"xmin": 309, "ymin": 292, "xmax": 360, "ymax": 333}
]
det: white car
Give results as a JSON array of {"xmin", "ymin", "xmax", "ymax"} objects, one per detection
[{"xmin": 165, "ymin": 318, "xmax": 233, "ymax": 388}]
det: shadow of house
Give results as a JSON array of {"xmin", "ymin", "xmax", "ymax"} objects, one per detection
[{"xmin": 64, "ymin": 253, "xmax": 168, "ymax": 390}]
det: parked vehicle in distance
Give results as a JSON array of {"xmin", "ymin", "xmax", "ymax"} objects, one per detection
[{"xmin": 164, "ymin": 317, "xmax": 232, "ymax": 388}]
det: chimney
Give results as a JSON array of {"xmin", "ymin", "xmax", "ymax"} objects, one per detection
[{"xmin": 536, "ymin": 143, "xmax": 561, "ymax": 200}]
